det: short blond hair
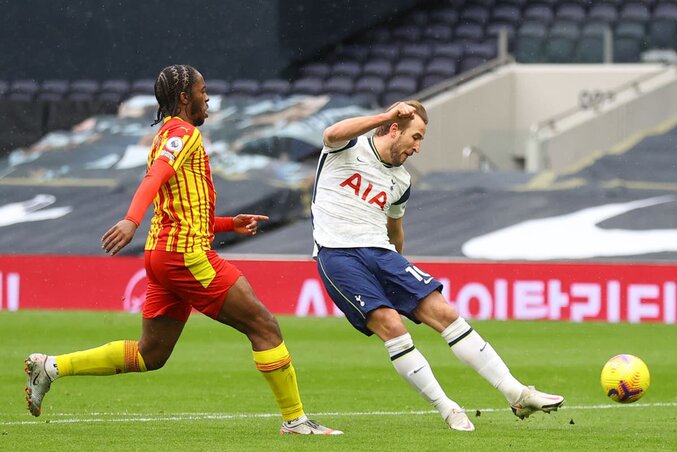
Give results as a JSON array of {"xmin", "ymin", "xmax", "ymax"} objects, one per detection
[{"xmin": 374, "ymin": 100, "xmax": 428, "ymax": 136}]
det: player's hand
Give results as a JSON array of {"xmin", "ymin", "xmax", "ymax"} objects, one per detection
[
  {"xmin": 101, "ymin": 219, "xmax": 138, "ymax": 255},
  {"xmin": 233, "ymin": 214, "xmax": 269, "ymax": 235},
  {"xmin": 389, "ymin": 102, "xmax": 417, "ymax": 120}
]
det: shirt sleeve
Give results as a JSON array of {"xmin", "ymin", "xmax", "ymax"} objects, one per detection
[
  {"xmin": 387, "ymin": 185, "xmax": 410, "ymax": 219},
  {"xmin": 157, "ymin": 126, "xmax": 202, "ymax": 170},
  {"xmin": 321, "ymin": 138, "xmax": 358, "ymax": 154}
]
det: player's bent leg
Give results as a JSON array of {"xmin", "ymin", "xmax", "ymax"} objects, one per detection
[
  {"xmin": 24, "ymin": 315, "xmax": 183, "ymax": 417},
  {"xmin": 368, "ymin": 308, "xmax": 474, "ymax": 431},
  {"xmin": 25, "ymin": 340, "xmax": 150, "ymax": 417},
  {"xmin": 215, "ymin": 276, "xmax": 282, "ymax": 350},
  {"xmin": 415, "ymin": 294, "xmax": 565, "ymax": 418},
  {"xmin": 217, "ymin": 277, "xmax": 342, "ymax": 434},
  {"xmin": 137, "ymin": 315, "xmax": 186, "ymax": 370}
]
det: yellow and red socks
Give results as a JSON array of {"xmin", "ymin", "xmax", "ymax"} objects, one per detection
[
  {"xmin": 252, "ymin": 341, "xmax": 304, "ymax": 422},
  {"xmin": 53, "ymin": 340, "xmax": 147, "ymax": 378}
]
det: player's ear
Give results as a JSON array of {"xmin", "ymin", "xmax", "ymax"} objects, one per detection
[
  {"xmin": 178, "ymin": 91, "xmax": 190, "ymax": 105},
  {"xmin": 389, "ymin": 122, "xmax": 399, "ymax": 137}
]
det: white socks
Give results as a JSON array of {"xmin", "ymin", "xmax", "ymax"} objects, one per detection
[
  {"xmin": 442, "ymin": 317, "xmax": 525, "ymax": 405},
  {"xmin": 385, "ymin": 333, "xmax": 459, "ymax": 417}
]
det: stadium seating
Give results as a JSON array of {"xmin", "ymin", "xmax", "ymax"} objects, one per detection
[
  {"xmin": 2, "ymin": 0, "xmax": 671, "ymax": 107},
  {"xmin": 259, "ymin": 79, "xmax": 291, "ymax": 97}
]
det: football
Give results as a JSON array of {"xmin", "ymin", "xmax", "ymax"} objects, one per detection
[{"xmin": 600, "ymin": 354, "xmax": 650, "ymax": 403}]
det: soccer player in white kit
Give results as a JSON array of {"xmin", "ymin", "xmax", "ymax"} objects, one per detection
[{"xmin": 311, "ymin": 100, "xmax": 564, "ymax": 431}]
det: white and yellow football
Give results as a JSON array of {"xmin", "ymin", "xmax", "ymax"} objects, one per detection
[{"xmin": 601, "ymin": 354, "xmax": 650, "ymax": 403}]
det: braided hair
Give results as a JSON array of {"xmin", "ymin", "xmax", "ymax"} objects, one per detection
[{"xmin": 151, "ymin": 64, "xmax": 198, "ymax": 126}]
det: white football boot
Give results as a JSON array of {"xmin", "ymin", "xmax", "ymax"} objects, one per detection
[
  {"xmin": 444, "ymin": 408, "xmax": 475, "ymax": 431},
  {"xmin": 25, "ymin": 353, "xmax": 54, "ymax": 417},
  {"xmin": 280, "ymin": 415, "xmax": 343, "ymax": 435},
  {"xmin": 511, "ymin": 386, "xmax": 565, "ymax": 419}
]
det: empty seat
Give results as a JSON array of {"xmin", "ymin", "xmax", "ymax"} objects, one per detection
[
  {"xmin": 98, "ymin": 91, "xmax": 125, "ymax": 103},
  {"xmin": 230, "ymin": 79, "xmax": 260, "ymax": 96},
  {"xmin": 100, "ymin": 79, "xmax": 130, "ymax": 95},
  {"xmin": 429, "ymin": 7, "xmax": 459, "ymax": 25},
  {"xmin": 523, "ymin": 4, "xmax": 555, "ymax": 24},
  {"xmin": 400, "ymin": 43, "xmax": 433, "ymax": 61},
  {"xmin": 422, "ymin": 23, "xmax": 453, "ymax": 42},
  {"xmin": 615, "ymin": 20, "xmax": 646, "ymax": 40},
  {"xmin": 619, "ymin": 2, "xmax": 651, "ymax": 23},
  {"xmin": 41, "ymin": 79, "xmax": 69, "ymax": 95},
  {"xmin": 485, "ymin": 22, "xmax": 516, "ymax": 45},
  {"xmin": 299, "ymin": 62, "xmax": 331, "ymax": 79},
  {"xmin": 544, "ymin": 21, "xmax": 580, "ymax": 62},
  {"xmin": 36, "ymin": 92, "xmax": 64, "ymax": 102},
  {"xmin": 648, "ymin": 2, "xmax": 677, "ymax": 49},
  {"xmin": 130, "ymin": 79, "xmax": 155, "ymax": 95},
  {"xmin": 391, "ymin": 24, "xmax": 422, "ymax": 43},
  {"xmin": 10, "ymin": 79, "xmax": 39, "ymax": 95},
  {"xmin": 431, "ymin": 42, "xmax": 464, "ymax": 61},
  {"xmin": 206, "ymin": 79, "xmax": 229, "ymax": 95},
  {"xmin": 331, "ymin": 61, "xmax": 361, "ymax": 79},
  {"xmin": 575, "ymin": 22, "xmax": 611, "ymax": 63},
  {"xmin": 426, "ymin": 57, "xmax": 457, "ymax": 77},
  {"xmin": 370, "ymin": 44, "xmax": 400, "ymax": 61},
  {"xmin": 515, "ymin": 22, "xmax": 548, "ymax": 62},
  {"xmin": 70, "ymin": 79, "xmax": 100, "ymax": 94},
  {"xmin": 613, "ymin": 22, "xmax": 646, "ymax": 62},
  {"xmin": 362, "ymin": 59, "xmax": 394, "ymax": 78},
  {"xmin": 386, "ymin": 75, "xmax": 418, "ymax": 95},
  {"xmin": 555, "ymin": 2, "xmax": 586, "ymax": 22},
  {"xmin": 393, "ymin": 58, "xmax": 425, "ymax": 77},
  {"xmin": 7, "ymin": 92, "xmax": 34, "ymax": 102},
  {"xmin": 259, "ymin": 79, "xmax": 291, "ymax": 96},
  {"xmin": 588, "ymin": 3, "xmax": 618, "ymax": 23},
  {"xmin": 381, "ymin": 77, "xmax": 418, "ymax": 106},
  {"xmin": 292, "ymin": 77, "xmax": 323, "ymax": 95},
  {"xmin": 460, "ymin": 5, "xmax": 491, "ymax": 25},
  {"xmin": 492, "ymin": 4, "xmax": 522, "ymax": 26},
  {"xmin": 454, "ymin": 22, "xmax": 485, "ymax": 43},
  {"xmin": 354, "ymin": 76, "xmax": 386, "ymax": 97},
  {"xmin": 323, "ymin": 76, "xmax": 354, "ymax": 96},
  {"xmin": 463, "ymin": 40, "xmax": 497, "ymax": 59},
  {"xmin": 459, "ymin": 55, "xmax": 487, "ymax": 73},
  {"xmin": 66, "ymin": 91, "xmax": 96, "ymax": 102}
]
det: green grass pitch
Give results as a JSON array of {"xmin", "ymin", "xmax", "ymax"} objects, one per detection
[{"xmin": 1, "ymin": 311, "xmax": 676, "ymax": 451}]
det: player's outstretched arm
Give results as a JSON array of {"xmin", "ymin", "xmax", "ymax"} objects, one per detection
[
  {"xmin": 322, "ymin": 102, "xmax": 417, "ymax": 148},
  {"xmin": 101, "ymin": 158, "xmax": 175, "ymax": 255}
]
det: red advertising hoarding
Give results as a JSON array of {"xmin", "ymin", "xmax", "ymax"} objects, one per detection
[{"xmin": 0, "ymin": 255, "xmax": 675, "ymax": 324}]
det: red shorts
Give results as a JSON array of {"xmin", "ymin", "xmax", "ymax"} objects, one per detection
[{"xmin": 143, "ymin": 249, "xmax": 242, "ymax": 322}]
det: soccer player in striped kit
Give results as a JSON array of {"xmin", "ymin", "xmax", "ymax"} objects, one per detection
[
  {"xmin": 311, "ymin": 100, "xmax": 564, "ymax": 431},
  {"xmin": 24, "ymin": 64, "xmax": 341, "ymax": 435}
]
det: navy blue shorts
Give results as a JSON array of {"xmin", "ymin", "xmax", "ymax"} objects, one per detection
[{"xmin": 316, "ymin": 247, "xmax": 443, "ymax": 336}]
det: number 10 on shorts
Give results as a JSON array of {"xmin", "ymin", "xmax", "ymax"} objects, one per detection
[{"xmin": 406, "ymin": 265, "xmax": 434, "ymax": 284}]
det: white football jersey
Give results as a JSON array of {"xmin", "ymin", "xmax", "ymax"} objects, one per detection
[{"xmin": 311, "ymin": 135, "xmax": 411, "ymax": 255}]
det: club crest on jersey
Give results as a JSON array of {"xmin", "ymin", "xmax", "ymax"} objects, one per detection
[{"xmin": 340, "ymin": 173, "xmax": 387, "ymax": 210}]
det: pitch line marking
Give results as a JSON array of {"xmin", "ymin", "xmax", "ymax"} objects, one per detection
[{"xmin": 3, "ymin": 402, "xmax": 676, "ymax": 426}]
